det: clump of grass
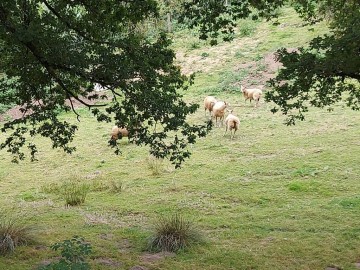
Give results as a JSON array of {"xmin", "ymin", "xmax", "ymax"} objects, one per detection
[
  {"xmin": 109, "ymin": 180, "xmax": 124, "ymax": 193},
  {"xmin": 292, "ymin": 166, "xmax": 320, "ymax": 177},
  {"xmin": 146, "ymin": 155, "xmax": 164, "ymax": 176},
  {"xmin": 148, "ymin": 213, "xmax": 202, "ymax": 252},
  {"xmin": 189, "ymin": 41, "xmax": 201, "ymax": 50},
  {"xmin": 338, "ymin": 197, "xmax": 360, "ymax": 209},
  {"xmin": 61, "ymin": 181, "xmax": 90, "ymax": 206},
  {"xmin": 238, "ymin": 19, "xmax": 259, "ymax": 37},
  {"xmin": 0, "ymin": 211, "xmax": 33, "ymax": 255},
  {"xmin": 40, "ymin": 182, "xmax": 61, "ymax": 194},
  {"xmin": 201, "ymin": 52, "xmax": 209, "ymax": 58}
]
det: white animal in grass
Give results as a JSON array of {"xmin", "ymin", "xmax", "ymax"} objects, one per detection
[
  {"xmin": 240, "ymin": 85, "xmax": 262, "ymax": 108},
  {"xmin": 212, "ymin": 101, "xmax": 228, "ymax": 127},
  {"xmin": 204, "ymin": 96, "xmax": 218, "ymax": 117},
  {"xmin": 224, "ymin": 109, "xmax": 240, "ymax": 139}
]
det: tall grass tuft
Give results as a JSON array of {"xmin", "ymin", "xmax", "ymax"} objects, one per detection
[
  {"xmin": 146, "ymin": 155, "xmax": 164, "ymax": 176},
  {"xmin": 61, "ymin": 181, "xmax": 90, "ymax": 206},
  {"xmin": 0, "ymin": 211, "xmax": 33, "ymax": 255},
  {"xmin": 148, "ymin": 213, "xmax": 202, "ymax": 252}
]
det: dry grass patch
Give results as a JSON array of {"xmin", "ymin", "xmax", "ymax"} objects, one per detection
[{"xmin": 0, "ymin": 211, "xmax": 34, "ymax": 255}]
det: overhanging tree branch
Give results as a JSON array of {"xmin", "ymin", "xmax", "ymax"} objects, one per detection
[{"xmin": 41, "ymin": 0, "xmax": 114, "ymax": 46}]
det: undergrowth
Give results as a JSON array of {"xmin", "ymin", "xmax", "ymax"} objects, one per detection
[{"xmin": 148, "ymin": 213, "xmax": 202, "ymax": 252}]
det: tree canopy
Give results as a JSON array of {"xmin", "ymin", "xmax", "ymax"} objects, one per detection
[
  {"xmin": 0, "ymin": 0, "xmax": 210, "ymax": 166},
  {"xmin": 0, "ymin": 0, "xmax": 359, "ymax": 165},
  {"xmin": 179, "ymin": 0, "xmax": 360, "ymax": 124}
]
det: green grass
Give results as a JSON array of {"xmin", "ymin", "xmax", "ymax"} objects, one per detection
[{"xmin": 1, "ymin": 6, "xmax": 360, "ymax": 270}]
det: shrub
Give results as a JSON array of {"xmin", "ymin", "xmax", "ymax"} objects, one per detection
[
  {"xmin": 148, "ymin": 213, "xmax": 202, "ymax": 252},
  {"xmin": 0, "ymin": 211, "xmax": 33, "ymax": 255},
  {"xmin": 38, "ymin": 236, "xmax": 92, "ymax": 270},
  {"xmin": 61, "ymin": 181, "xmax": 90, "ymax": 206},
  {"xmin": 201, "ymin": 52, "xmax": 209, "ymax": 58},
  {"xmin": 0, "ymin": 75, "xmax": 18, "ymax": 114}
]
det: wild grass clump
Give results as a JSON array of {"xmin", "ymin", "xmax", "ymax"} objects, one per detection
[
  {"xmin": 148, "ymin": 213, "xmax": 202, "ymax": 252},
  {"xmin": 61, "ymin": 181, "xmax": 90, "ymax": 206},
  {"xmin": 237, "ymin": 19, "xmax": 259, "ymax": 37},
  {"xmin": 109, "ymin": 180, "xmax": 124, "ymax": 193},
  {"xmin": 292, "ymin": 166, "xmax": 320, "ymax": 177},
  {"xmin": 0, "ymin": 211, "xmax": 33, "ymax": 255},
  {"xmin": 40, "ymin": 182, "xmax": 61, "ymax": 194},
  {"xmin": 146, "ymin": 155, "xmax": 164, "ymax": 176}
]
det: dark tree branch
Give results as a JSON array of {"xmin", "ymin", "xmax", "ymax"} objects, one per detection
[
  {"xmin": 0, "ymin": 7, "xmax": 106, "ymax": 109},
  {"xmin": 66, "ymin": 93, "xmax": 81, "ymax": 122},
  {"xmin": 42, "ymin": 0, "xmax": 114, "ymax": 46}
]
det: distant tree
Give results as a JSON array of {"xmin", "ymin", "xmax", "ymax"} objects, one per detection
[
  {"xmin": 179, "ymin": 0, "xmax": 360, "ymax": 124},
  {"xmin": 0, "ymin": 0, "xmax": 210, "ymax": 167}
]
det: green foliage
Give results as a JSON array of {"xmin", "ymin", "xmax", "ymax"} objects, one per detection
[
  {"xmin": 267, "ymin": 1, "xmax": 360, "ymax": 123},
  {"xmin": 39, "ymin": 236, "xmax": 92, "ymax": 270},
  {"xmin": 0, "ymin": 0, "xmax": 210, "ymax": 168},
  {"xmin": 61, "ymin": 181, "xmax": 90, "ymax": 207},
  {"xmin": 0, "ymin": 75, "xmax": 17, "ymax": 114},
  {"xmin": 0, "ymin": 211, "xmax": 33, "ymax": 255},
  {"xmin": 238, "ymin": 19, "xmax": 259, "ymax": 37},
  {"xmin": 189, "ymin": 41, "xmax": 201, "ymax": 50},
  {"xmin": 148, "ymin": 212, "xmax": 202, "ymax": 252},
  {"xmin": 178, "ymin": 1, "xmax": 360, "ymax": 124},
  {"xmin": 201, "ymin": 52, "xmax": 210, "ymax": 58},
  {"xmin": 179, "ymin": 0, "xmax": 282, "ymax": 45}
]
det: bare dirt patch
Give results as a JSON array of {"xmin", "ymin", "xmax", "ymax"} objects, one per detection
[
  {"xmin": 94, "ymin": 257, "xmax": 122, "ymax": 267},
  {"xmin": 0, "ymin": 95, "xmax": 100, "ymax": 122},
  {"xmin": 130, "ymin": 266, "xmax": 149, "ymax": 270},
  {"xmin": 140, "ymin": 252, "xmax": 176, "ymax": 264}
]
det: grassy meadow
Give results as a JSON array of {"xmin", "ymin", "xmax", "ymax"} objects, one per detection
[{"xmin": 1, "ymin": 7, "xmax": 360, "ymax": 270}]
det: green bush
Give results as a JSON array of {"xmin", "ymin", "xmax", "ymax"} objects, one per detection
[
  {"xmin": 39, "ymin": 236, "xmax": 92, "ymax": 270},
  {"xmin": 0, "ymin": 75, "xmax": 19, "ymax": 114},
  {"xmin": 148, "ymin": 213, "xmax": 202, "ymax": 252}
]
